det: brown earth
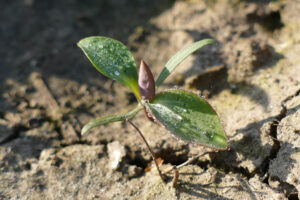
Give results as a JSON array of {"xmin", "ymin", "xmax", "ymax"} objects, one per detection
[{"xmin": 1, "ymin": 0, "xmax": 300, "ymax": 199}]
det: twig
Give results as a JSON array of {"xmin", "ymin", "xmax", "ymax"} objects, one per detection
[
  {"xmin": 172, "ymin": 166, "xmax": 179, "ymax": 188},
  {"xmin": 29, "ymin": 72, "xmax": 62, "ymax": 120},
  {"xmin": 127, "ymin": 119, "xmax": 165, "ymax": 182},
  {"xmin": 29, "ymin": 72, "xmax": 59, "ymax": 110},
  {"xmin": 163, "ymin": 152, "xmax": 210, "ymax": 174}
]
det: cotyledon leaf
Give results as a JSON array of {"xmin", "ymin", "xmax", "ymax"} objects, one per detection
[
  {"xmin": 155, "ymin": 39, "xmax": 216, "ymax": 88},
  {"xmin": 145, "ymin": 89, "xmax": 228, "ymax": 149},
  {"xmin": 81, "ymin": 105, "xmax": 143, "ymax": 135},
  {"xmin": 78, "ymin": 36, "xmax": 141, "ymax": 100}
]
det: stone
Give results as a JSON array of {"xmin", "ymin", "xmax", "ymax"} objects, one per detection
[{"xmin": 107, "ymin": 141, "xmax": 126, "ymax": 170}]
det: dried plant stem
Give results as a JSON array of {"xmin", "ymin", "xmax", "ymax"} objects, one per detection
[
  {"xmin": 163, "ymin": 152, "xmax": 210, "ymax": 174},
  {"xmin": 127, "ymin": 119, "xmax": 165, "ymax": 182},
  {"xmin": 172, "ymin": 166, "xmax": 179, "ymax": 187}
]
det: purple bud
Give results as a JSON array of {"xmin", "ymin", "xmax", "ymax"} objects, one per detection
[{"xmin": 138, "ymin": 60, "xmax": 155, "ymax": 101}]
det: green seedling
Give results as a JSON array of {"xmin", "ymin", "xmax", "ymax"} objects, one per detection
[{"xmin": 78, "ymin": 36, "xmax": 228, "ymax": 184}]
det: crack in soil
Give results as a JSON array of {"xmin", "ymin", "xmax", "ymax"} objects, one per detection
[
  {"xmin": 2, "ymin": 84, "xmax": 300, "ymax": 198},
  {"xmin": 0, "ymin": 124, "xmax": 28, "ymax": 145},
  {"xmin": 262, "ymin": 89, "xmax": 300, "ymax": 199},
  {"xmin": 180, "ymin": 88, "xmax": 300, "ymax": 198}
]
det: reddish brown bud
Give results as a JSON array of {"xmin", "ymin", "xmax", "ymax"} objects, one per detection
[{"xmin": 138, "ymin": 60, "xmax": 155, "ymax": 101}]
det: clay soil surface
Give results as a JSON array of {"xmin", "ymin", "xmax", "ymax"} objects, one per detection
[{"xmin": 1, "ymin": 0, "xmax": 300, "ymax": 199}]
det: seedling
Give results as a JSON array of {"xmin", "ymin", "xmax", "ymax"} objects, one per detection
[{"xmin": 78, "ymin": 36, "xmax": 228, "ymax": 184}]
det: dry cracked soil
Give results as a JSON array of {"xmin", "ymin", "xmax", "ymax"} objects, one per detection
[{"xmin": 1, "ymin": 0, "xmax": 300, "ymax": 199}]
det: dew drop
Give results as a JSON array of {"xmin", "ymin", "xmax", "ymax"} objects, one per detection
[
  {"xmin": 203, "ymin": 131, "xmax": 214, "ymax": 140},
  {"xmin": 174, "ymin": 123, "xmax": 178, "ymax": 128}
]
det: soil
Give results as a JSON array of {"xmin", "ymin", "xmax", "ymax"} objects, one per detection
[{"xmin": 1, "ymin": 0, "xmax": 300, "ymax": 199}]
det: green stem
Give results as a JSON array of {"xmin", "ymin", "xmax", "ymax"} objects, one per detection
[{"xmin": 81, "ymin": 104, "xmax": 143, "ymax": 135}]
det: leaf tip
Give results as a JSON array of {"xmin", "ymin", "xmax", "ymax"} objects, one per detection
[
  {"xmin": 77, "ymin": 38, "xmax": 89, "ymax": 49},
  {"xmin": 81, "ymin": 126, "xmax": 88, "ymax": 136},
  {"xmin": 77, "ymin": 41, "xmax": 82, "ymax": 48}
]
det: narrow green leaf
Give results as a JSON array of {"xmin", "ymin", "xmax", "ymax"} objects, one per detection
[
  {"xmin": 78, "ymin": 36, "xmax": 141, "ymax": 100},
  {"xmin": 156, "ymin": 39, "xmax": 216, "ymax": 88},
  {"xmin": 81, "ymin": 105, "xmax": 143, "ymax": 135},
  {"xmin": 145, "ymin": 89, "xmax": 228, "ymax": 149}
]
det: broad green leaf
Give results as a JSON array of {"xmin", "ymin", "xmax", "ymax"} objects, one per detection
[
  {"xmin": 81, "ymin": 105, "xmax": 143, "ymax": 135},
  {"xmin": 78, "ymin": 36, "xmax": 141, "ymax": 100},
  {"xmin": 145, "ymin": 89, "xmax": 228, "ymax": 149},
  {"xmin": 156, "ymin": 39, "xmax": 216, "ymax": 88}
]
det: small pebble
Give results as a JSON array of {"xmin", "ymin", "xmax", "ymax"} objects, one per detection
[{"xmin": 107, "ymin": 141, "xmax": 126, "ymax": 170}]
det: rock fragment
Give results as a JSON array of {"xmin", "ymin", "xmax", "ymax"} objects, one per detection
[
  {"xmin": 60, "ymin": 122, "xmax": 79, "ymax": 144},
  {"xmin": 107, "ymin": 141, "xmax": 126, "ymax": 170}
]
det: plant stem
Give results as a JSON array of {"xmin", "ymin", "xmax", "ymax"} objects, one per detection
[
  {"xmin": 127, "ymin": 119, "xmax": 165, "ymax": 182},
  {"xmin": 172, "ymin": 166, "xmax": 179, "ymax": 187},
  {"xmin": 163, "ymin": 152, "xmax": 210, "ymax": 174}
]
